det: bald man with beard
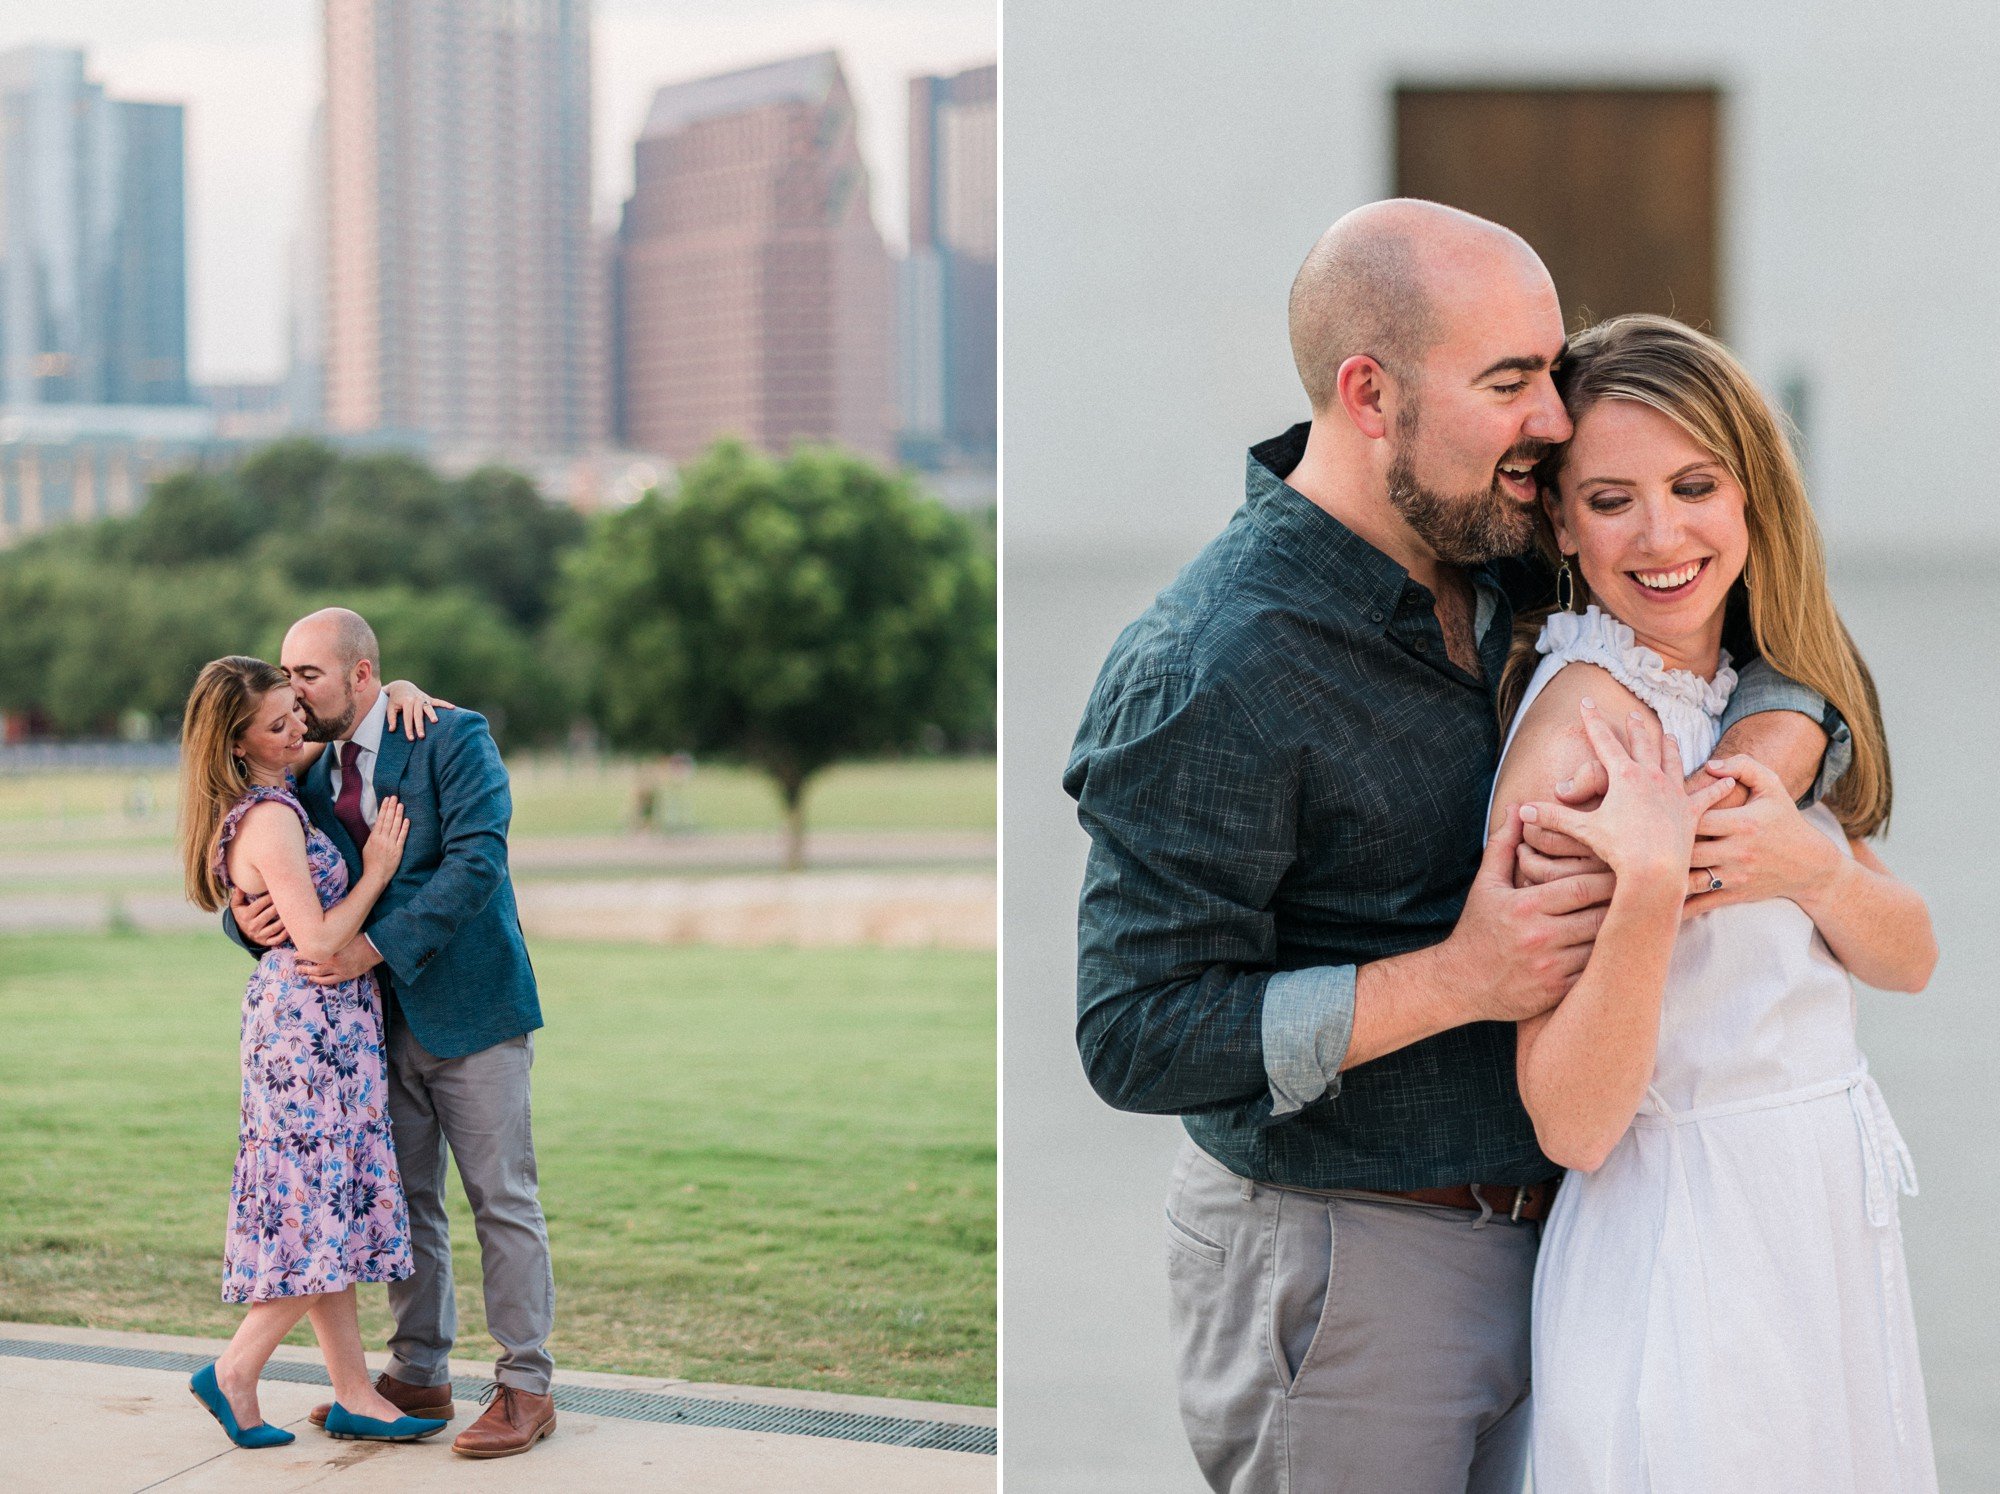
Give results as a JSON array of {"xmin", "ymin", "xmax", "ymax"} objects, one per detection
[{"xmin": 1063, "ymin": 201, "xmax": 1848, "ymax": 1491}]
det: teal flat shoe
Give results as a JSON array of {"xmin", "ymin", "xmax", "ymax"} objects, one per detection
[
  {"xmin": 323, "ymin": 1403, "xmax": 450, "ymax": 1442},
  {"xmin": 190, "ymin": 1362, "xmax": 296, "ymax": 1449}
]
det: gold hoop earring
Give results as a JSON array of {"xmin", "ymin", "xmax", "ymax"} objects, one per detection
[{"xmin": 1556, "ymin": 557, "xmax": 1576, "ymax": 612}]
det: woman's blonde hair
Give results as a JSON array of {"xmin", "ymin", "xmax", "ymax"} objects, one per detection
[
  {"xmin": 178, "ymin": 656, "xmax": 290, "ymax": 912},
  {"xmin": 1499, "ymin": 313, "xmax": 1891, "ymax": 837}
]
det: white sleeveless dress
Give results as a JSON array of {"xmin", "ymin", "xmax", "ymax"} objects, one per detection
[{"xmin": 1497, "ymin": 607, "xmax": 1935, "ymax": 1493}]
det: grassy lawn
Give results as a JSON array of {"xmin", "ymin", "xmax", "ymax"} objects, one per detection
[
  {"xmin": 0, "ymin": 934, "xmax": 995, "ymax": 1406},
  {"xmin": 0, "ymin": 755, "xmax": 995, "ymax": 845}
]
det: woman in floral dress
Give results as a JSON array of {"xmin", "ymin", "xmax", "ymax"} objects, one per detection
[{"xmin": 177, "ymin": 655, "xmax": 441, "ymax": 1445}]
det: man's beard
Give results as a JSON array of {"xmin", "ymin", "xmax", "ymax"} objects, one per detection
[
  {"xmin": 299, "ymin": 693, "xmax": 356, "ymax": 744},
  {"xmin": 1385, "ymin": 402, "xmax": 1548, "ymax": 566}
]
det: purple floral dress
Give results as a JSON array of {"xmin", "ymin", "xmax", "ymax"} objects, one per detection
[{"xmin": 215, "ymin": 781, "xmax": 412, "ymax": 1302}]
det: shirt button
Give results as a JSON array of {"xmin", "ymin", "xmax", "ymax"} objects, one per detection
[
  {"xmin": 1415, "ymin": 637, "xmax": 1430, "ymax": 652},
  {"xmin": 1369, "ymin": 609, "xmax": 1384, "ymax": 623}
]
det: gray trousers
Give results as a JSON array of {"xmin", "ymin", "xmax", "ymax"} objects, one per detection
[
  {"xmin": 1165, "ymin": 1139, "xmax": 1537, "ymax": 1494},
  {"xmin": 383, "ymin": 1014, "xmax": 556, "ymax": 1394}
]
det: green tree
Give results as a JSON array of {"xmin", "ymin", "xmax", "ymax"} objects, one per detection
[
  {"xmin": 0, "ymin": 439, "xmax": 588, "ymax": 746},
  {"xmin": 562, "ymin": 441, "xmax": 995, "ymax": 868},
  {"xmin": 262, "ymin": 452, "xmax": 451, "ymax": 595},
  {"xmin": 252, "ymin": 453, "xmax": 584, "ymax": 630},
  {"xmin": 0, "ymin": 553, "xmax": 290, "ymax": 733},
  {"xmin": 238, "ymin": 437, "xmax": 341, "ymax": 531},
  {"xmin": 445, "ymin": 467, "xmax": 588, "ymax": 628},
  {"xmin": 119, "ymin": 471, "xmax": 260, "ymax": 567}
]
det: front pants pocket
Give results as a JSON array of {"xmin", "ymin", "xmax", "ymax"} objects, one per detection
[{"xmin": 1270, "ymin": 1189, "xmax": 1335, "ymax": 1391}]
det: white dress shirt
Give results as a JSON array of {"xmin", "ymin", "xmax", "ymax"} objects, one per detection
[{"xmin": 327, "ymin": 688, "xmax": 389, "ymax": 828}]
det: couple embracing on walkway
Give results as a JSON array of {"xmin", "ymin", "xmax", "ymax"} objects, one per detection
[
  {"xmin": 1068, "ymin": 201, "xmax": 1938, "ymax": 1491},
  {"xmin": 174, "ymin": 607, "xmax": 556, "ymax": 1457}
]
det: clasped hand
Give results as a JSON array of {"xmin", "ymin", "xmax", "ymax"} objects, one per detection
[
  {"xmin": 295, "ymin": 936, "xmax": 384, "ymax": 986},
  {"xmin": 1679, "ymin": 753, "xmax": 1843, "ymax": 912},
  {"xmin": 1514, "ymin": 719, "xmax": 1835, "ymax": 914},
  {"xmin": 1517, "ymin": 699, "xmax": 1737, "ymax": 888}
]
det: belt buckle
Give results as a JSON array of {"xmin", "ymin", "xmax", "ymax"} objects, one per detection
[{"xmin": 1509, "ymin": 1185, "xmax": 1527, "ymax": 1223}]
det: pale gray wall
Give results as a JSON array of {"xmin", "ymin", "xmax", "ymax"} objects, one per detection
[{"xmin": 1005, "ymin": 0, "xmax": 2000, "ymax": 558}]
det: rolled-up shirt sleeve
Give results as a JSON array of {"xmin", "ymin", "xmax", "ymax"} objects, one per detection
[
  {"xmin": 1065, "ymin": 668, "xmax": 1350, "ymax": 1122},
  {"xmin": 1262, "ymin": 964, "xmax": 1357, "ymax": 1119},
  {"xmin": 1720, "ymin": 658, "xmax": 1853, "ymax": 806}
]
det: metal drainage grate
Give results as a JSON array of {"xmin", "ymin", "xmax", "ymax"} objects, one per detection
[{"xmin": 0, "ymin": 1338, "xmax": 995, "ymax": 1456}]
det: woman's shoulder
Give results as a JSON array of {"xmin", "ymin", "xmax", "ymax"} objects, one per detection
[
  {"xmin": 1520, "ymin": 655, "xmax": 1655, "ymax": 735},
  {"xmin": 227, "ymin": 787, "xmax": 311, "ymax": 843},
  {"xmin": 1491, "ymin": 661, "xmax": 1654, "ymax": 832},
  {"xmin": 215, "ymin": 786, "xmax": 309, "ymax": 888}
]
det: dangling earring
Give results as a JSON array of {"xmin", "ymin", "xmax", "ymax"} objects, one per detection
[
  {"xmin": 1556, "ymin": 557, "xmax": 1577, "ymax": 612},
  {"xmin": 231, "ymin": 753, "xmax": 247, "ymax": 777},
  {"xmin": 1741, "ymin": 558, "xmax": 1753, "ymax": 595}
]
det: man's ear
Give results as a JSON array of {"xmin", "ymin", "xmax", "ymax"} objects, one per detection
[
  {"xmin": 352, "ymin": 657, "xmax": 378, "ymax": 691},
  {"xmin": 1333, "ymin": 354, "xmax": 1394, "ymax": 441}
]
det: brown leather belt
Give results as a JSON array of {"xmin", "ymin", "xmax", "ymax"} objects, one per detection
[{"xmin": 1359, "ymin": 1180, "xmax": 1559, "ymax": 1223}]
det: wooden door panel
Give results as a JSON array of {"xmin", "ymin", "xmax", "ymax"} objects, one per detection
[{"xmin": 1396, "ymin": 88, "xmax": 1721, "ymax": 334}]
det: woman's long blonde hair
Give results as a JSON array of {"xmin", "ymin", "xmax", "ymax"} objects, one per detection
[
  {"xmin": 1499, "ymin": 314, "xmax": 1891, "ymax": 837},
  {"xmin": 178, "ymin": 656, "xmax": 289, "ymax": 912}
]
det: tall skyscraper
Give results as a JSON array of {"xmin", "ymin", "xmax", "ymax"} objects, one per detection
[
  {"xmin": 901, "ymin": 62, "xmax": 995, "ymax": 469},
  {"xmin": 615, "ymin": 51, "xmax": 895, "ymax": 465},
  {"xmin": 0, "ymin": 46, "xmax": 190, "ymax": 409},
  {"xmin": 322, "ymin": 0, "xmax": 593, "ymax": 454}
]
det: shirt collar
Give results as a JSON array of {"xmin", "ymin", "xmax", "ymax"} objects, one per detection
[
  {"xmin": 1246, "ymin": 422, "xmax": 1505, "ymax": 629},
  {"xmin": 344, "ymin": 688, "xmax": 388, "ymax": 760}
]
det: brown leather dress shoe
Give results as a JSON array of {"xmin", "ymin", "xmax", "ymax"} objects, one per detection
[
  {"xmin": 308, "ymin": 1372, "xmax": 454, "ymax": 1430},
  {"xmin": 452, "ymin": 1383, "xmax": 556, "ymax": 1458}
]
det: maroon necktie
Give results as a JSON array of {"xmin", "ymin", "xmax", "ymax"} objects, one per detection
[{"xmin": 334, "ymin": 740, "xmax": 370, "ymax": 856}]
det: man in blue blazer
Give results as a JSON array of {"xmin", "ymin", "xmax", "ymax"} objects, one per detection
[{"xmin": 228, "ymin": 607, "xmax": 556, "ymax": 1457}]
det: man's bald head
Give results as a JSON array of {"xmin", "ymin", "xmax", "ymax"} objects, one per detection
[
  {"xmin": 1288, "ymin": 199, "xmax": 1545, "ymax": 412},
  {"xmin": 280, "ymin": 608, "xmax": 382, "ymax": 742},
  {"xmin": 287, "ymin": 607, "xmax": 380, "ymax": 675}
]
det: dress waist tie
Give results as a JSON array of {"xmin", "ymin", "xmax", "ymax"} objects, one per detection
[{"xmin": 1634, "ymin": 1065, "xmax": 1918, "ymax": 1221}]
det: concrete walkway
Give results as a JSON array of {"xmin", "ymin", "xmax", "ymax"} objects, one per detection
[
  {"xmin": 0, "ymin": 870, "xmax": 997, "ymax": 950},
  {"xmin": 0, "ymin": 829, "xmax": 995, "ymax": 878},
  {"xmin": 0, "ymin": 830, "xmax": 997, "ymax": 948},
  {"xmin": 1, "ymin": 1322, "xmax": 995, "ymax": 1493}
]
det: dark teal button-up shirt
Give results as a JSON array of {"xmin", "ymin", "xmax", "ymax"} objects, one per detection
[{"xmin": 1065, "ymin": 423, "xmax": 1846, "ymax": 1190}]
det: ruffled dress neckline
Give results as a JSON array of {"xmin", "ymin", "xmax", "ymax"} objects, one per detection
[{"xmin": 1537, "ymin": 605, "xmax": 1737, "ymax": 725}]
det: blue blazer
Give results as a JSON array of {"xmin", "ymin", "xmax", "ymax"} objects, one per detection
[{"xmin": 228, "ymin": 709, "xmax": 541, "ymax": 1059}]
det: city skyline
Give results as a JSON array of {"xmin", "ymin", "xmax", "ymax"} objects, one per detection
[{"xmin": 0, "ymin": 1, "xmax": 993, "ymax": 384}]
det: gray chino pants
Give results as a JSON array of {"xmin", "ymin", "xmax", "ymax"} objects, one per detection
[
  {"xmin": 1165, "ymin": 1138, "xmax": 1537, "ymax": 1494},
  {"xmin": 383, "ymin": 1013, "xmax": 556, "ymax": 1394}
]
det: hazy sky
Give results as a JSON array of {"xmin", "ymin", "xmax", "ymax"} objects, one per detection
[{"xmin": 0, "ymin": 0, "xmax": 994, "ymax": 382}]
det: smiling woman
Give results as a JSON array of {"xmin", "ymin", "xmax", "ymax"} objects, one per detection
[
  {"xmin": 1483, "ymin": 311, "xmax": 1938, "ymax": 1491},
  {"xmin": 1509, "ymin": 312, "xmax": 1892, "ymax": 841}
]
